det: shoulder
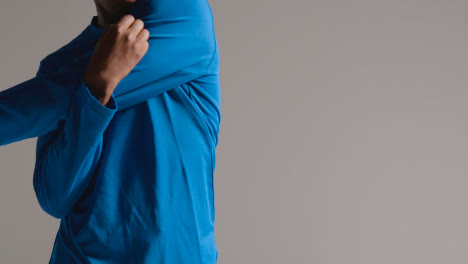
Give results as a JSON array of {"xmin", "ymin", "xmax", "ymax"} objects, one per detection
[
  {"xmin": 138, "ymin": 0, "xmax": 217, "ymax": 51},
  {"xmin": 37, "ymin": 26, "xmax": 93, "ymax": 77}
]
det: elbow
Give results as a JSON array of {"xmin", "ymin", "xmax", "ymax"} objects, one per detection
[{"xmin": 39, "ymin": 201, "xmax": 68, "ymax": 219}]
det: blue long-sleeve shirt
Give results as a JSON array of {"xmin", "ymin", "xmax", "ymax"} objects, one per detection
[{"xmin": 0, "ymin": 0, "xmax": 220, "ymax": 263}]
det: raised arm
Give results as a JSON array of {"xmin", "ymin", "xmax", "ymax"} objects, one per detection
[
  {"xmin": 1, "ymin": 0, "xmax": 215, "ymax": 147},
  {"xmin": 111, "ymin": 0, "xmax": 217, "ymax": 110},
  {"xmin": 32, "ymin": 15, "xmax": 150, "ymax": 219}
]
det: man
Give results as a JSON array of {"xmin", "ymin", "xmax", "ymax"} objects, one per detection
[{"xmin": 0, "ymin": 0, "xmax": 220, "ymax": 263}]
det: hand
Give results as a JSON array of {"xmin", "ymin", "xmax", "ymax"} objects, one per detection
[{"xmin": 84, "ymin": 14, "xmax": 150, "ymax": 105}]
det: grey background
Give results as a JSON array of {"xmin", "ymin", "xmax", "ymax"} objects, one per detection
[{"xmin": 1, "ymin": 0, "xmax": 468, "ymax": 263}]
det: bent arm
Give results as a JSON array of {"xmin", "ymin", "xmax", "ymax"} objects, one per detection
[
  {"xmin": 33, "ymin": 80, "xmax": 117, "ymax": 219},
  {"xmin": 112, "ymin": 0, "xmax": 217, "ymax": 110},
  {"xmin": 29, "ymin": 0, "xmax": 216, "ymax": 219},
  {"xmin": 0, "ymin": 0, "xmax": 215, "ymax": 145}
]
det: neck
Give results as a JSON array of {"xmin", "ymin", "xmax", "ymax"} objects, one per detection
[{"xmin": 93, "ymin": 0, "xmax": 136, "ymax": 27}]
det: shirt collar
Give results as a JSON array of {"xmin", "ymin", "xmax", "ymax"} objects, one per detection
[{"xmin": 86, "ymin": 15, "xmax": 107, "ymax": 36}]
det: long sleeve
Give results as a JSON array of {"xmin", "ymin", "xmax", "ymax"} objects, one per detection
[
  {"xmin": 0, "ymin": 74, "xmax": 73, "ymax": 146},
  {"xmin": 0, "ymin": 0, "xmax": 216, "ymax": 221},
  {"xmin": 33, "ymin": 79, "xmax": 117, "ymax": 219},
  {"xmin": 112, "ymin": 0, "xmax": 217, "ymax": 110},
  {"xmin": 0, "ymin": 0, "xmax": 215, "ymax": 146}
]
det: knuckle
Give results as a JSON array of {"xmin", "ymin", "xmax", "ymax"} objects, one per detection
[
  {"xmin": 139, "ymin": 30, "xmax": 150, "ymax": 41},
  {"xmin": 125, "ymin": 32, "xmax": 134, "ymax": 41},
  {"xmin": 137, "ymin": 45, "xmax": 147, "ymax": 56},
  {"xmin": 131, "ymin": 43, "xmax": 140, "ymax": 52},
  {"xmin": 142, "ymin": 42, "xmax": 149, "ymax": 52},
  {"xmin": 116, "ymin": 25, "xmax": 125, "ymax": 34}
]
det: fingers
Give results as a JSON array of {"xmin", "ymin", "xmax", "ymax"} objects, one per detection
[
  {"xmin": 138, "ymin": 41, "xmax": 149, "ymax": 58},
  {"xmin": 129, "ymin": 18, "xmax": 144, "ymax": 32},
  {"xmin": 128, "ymin": 18, "xmax": 145, "ymax": 39},
  {"xmin": 112, "ymin": 14, "xmax": 148, "ymax": 46},
  {"xmin": 136, "ymin": 28, "xmax": 150, "ymax": 43},
  {"xmin": 116, "ymin": 14, "xmax": 136, "ymax": 30}
]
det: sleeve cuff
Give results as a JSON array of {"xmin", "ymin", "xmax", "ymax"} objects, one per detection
[{"xmin": 76, "ymin": 79, "xmax": 118, "ymax": 120}]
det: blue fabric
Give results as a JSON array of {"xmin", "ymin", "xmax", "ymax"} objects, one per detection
[{"xmin": 0, "ymin": 0, "xmax": 220, "ymax": 263}]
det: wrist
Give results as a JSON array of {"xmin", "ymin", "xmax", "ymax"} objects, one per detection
[
  {"xmin": 84, "ymin": 74, "xmax": 118, "ymax": 96},
  {"xmin": 94, "ymin": 94, "xmax": 113, "ymax": 107}
]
